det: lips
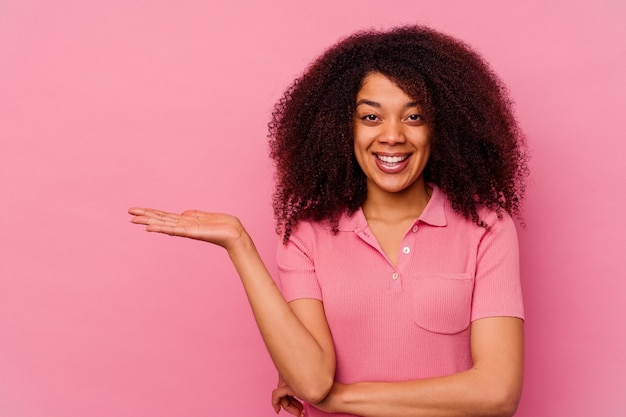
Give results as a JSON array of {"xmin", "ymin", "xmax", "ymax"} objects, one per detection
[{"xmin": 374, "ymin": 153, "xmax": 411, "ymax": 173}]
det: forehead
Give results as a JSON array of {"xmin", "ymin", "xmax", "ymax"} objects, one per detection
[{"xmin": 357, "ymin": 72, "xmax": 418, "ymax": 104}]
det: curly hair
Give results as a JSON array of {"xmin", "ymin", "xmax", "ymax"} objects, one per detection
[{"xmin": 268, "ymin": 26, "xmax": 528, "ymax": 242}]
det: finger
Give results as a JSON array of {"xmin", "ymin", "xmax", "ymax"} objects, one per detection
[
  {"xmin": 276, "ymin": 396, "xmax": 297, "ymax": 416},
  {"xmin": 272, "ymin": 386, "xmax": 291, "ymax": 409},
  {"xmin": 130, "ymin": 215, "xmax": 179, "ymax": 227},
  {"xmin": 273, "ymin": 386, "xmax": 303, "ymax": 415},
  {"xmin": 147, "ymin": 209, "xmax": 181, "ymax": 221},
  {"xmin": 129, "ymin": 207, "xmax": 181, "ymax": 221},
  {"xmin": 129, "ymin": 207, "xmax": 168, "ymax": 217},
  {"xmin": 131, "ymin": 206, "xmax": 187, "ymax": 225},
  {"xmin": 282, "ymin": 397, "xmax": 303, "ymax": 416},
  {"xmin": 272, "ymin": 387, "xmax": 285, "ymax": 407},
  {"xmin": 271, "ymin": 389, "xmax": 283, "ymax": 413},
  {"xmin": 144, "ymin": 223, "xmax": 190, "ymax": 236}
]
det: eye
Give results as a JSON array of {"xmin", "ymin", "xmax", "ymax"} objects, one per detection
[
  {"xmin": 405, "ymin": 114, "xmax": 425, "ymax": 125},
  {"xmin": 358, "ymin": 113, "xmax": 381, "ymax": 125}
]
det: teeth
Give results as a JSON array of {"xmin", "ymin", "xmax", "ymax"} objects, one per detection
[{"xmin": 377, "ymin": 154, "xmax": 408, "ymax": 164}]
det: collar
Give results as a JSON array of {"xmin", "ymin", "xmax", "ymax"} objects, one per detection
[{"xmin": 336, "ymin": 184, "xmax": 448, "ymax": 232}]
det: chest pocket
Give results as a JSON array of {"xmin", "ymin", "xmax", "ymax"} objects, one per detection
[{"xmin": 411, "ymin": 273, "xmax": 473, "ymax": 334}]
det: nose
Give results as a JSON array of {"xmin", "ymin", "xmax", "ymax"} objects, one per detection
[{"xmin": 380, "ymin": 119, "xmax": 406, "ymax": 144}]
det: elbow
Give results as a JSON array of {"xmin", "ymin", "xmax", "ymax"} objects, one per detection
[
  {"xmin": 485, "ymin": 386, "xmax": 521, "ymax": 417},
  {"xmin": 294, "ymin": 375, "xmax": 334, "ymax": 404},
  {"xmin": 489, "ymin": 400, "xmax": 519, "ymax": 417},
  {"xmin": 491, "ymin": 402, "xmax": 519, "ymax": 417}
]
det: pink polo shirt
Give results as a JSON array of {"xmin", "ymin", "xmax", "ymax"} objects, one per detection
[{"xmin": 276, "ymin": 186, "xmax": 523, "ymax": 417}]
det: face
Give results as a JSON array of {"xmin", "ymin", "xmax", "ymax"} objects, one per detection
[{"xmin": 353, "ymin": 72, "xmax": 432, "ymax": 198}]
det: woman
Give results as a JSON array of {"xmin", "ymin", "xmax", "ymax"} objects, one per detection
[{"xmin": 129, "ymin": 26, "xmax": 528, "ymax": 417}]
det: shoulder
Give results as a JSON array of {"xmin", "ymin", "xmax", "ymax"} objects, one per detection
[
  {"xmin": 276, "ymin": 219, "xmax": 331, "ymax": 262},
  {"xmin": 289, "ymin": 209, "xmax": 364, "ymax": 241},
  {"xmin": 437, "ymin": 187, "xmax": 516, "ymax": 232},
  {"xmin": 277, "ymin": 210, "xmax": 365, "ymax": 260},
  {"xmin": 435, "ymin": 192, "xmax": 518, "ymax": 249},
  {"xmin": 477, "ymin": 206, "xmax": 518, "ymax": 239}
]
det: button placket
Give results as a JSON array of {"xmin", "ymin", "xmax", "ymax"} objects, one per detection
[{"xmin": 390, "ymin": 269, "xmax": 402, "ymax": 289}]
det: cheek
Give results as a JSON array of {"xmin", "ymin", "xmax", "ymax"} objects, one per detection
[
  {"xmin": 352, "ymin": 140, "xmax": 369, "ymax": 171},
  {"xmin": 416, "ymin": 131, "xmax": 432, "ymax": 149},
  {"xmin": 352, "ymin": 143, "xmax": 365, "ymax": 165},
  {"xmin": 352, "ymin": 130, "xmax": 370, "ymax": 154}
]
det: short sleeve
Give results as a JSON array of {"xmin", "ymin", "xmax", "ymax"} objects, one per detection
[
  {"xmin": 276, "ymin": 223, "xmax": 323, "ymax": 302},
  {"xmin": 471, "ymin": 213, "xmax": 524, "ymax": 321}
]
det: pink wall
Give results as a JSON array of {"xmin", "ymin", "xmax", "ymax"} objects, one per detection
[{"xmin": 1, "ymin": 1, "xmax": 624, "ymax": 416}]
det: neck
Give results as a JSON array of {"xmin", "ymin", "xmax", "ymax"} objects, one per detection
[{"xmin": 362, "ymin": 181, "xmax": 432, "ymax": 222}]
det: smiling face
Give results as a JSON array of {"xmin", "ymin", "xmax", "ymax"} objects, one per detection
[{"xmin": 353, "ymin": 72, "xmax": 432, "ymax": 201}]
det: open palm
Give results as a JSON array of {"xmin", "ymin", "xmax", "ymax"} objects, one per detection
[{"xmin": 128, "ymin": 207, "xmax": 245, "ymax": 250}]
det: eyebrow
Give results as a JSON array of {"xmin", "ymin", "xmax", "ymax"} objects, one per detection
[{"xmin": 356, "ymin": 99, "xmax": 420, "ymax": 108}]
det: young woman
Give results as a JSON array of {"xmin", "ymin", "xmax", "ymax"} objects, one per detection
[{"xmin": 129, "ymin": 26, "xmax": 528, "ymax": 417}]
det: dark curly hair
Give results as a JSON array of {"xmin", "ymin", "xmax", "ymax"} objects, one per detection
[{"xmin": 268, "ymin": 25, "xmax": 528, "ymax": 242}]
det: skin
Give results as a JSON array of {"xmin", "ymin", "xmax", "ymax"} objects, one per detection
[
  {"xmin": 353, "ymin": 73, "xmax": 431, "ymax": 201},
  {"xmin": 127, "ymin": 208, "xmax": 336, "ymax": 410},
  {"xmin": 353, "ymin": 73, "xmax": 433, "ymax": 266},
  {"xmin": 129, "ymin": 73, "xmax": 523, "ymax": 417}
]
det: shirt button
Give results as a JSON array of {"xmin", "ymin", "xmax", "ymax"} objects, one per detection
[
  {"xmin": 392, "ymin": 272, "xmax": 399, "ymax": 280},
  {"xmin": 402, "ymin": 247, "xmax": 411, "ymax": 254},
  {"xmin": 412, "ymin": 225, "xmax": 418, "ymax": 233}
]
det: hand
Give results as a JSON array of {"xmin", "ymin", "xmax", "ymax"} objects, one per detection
[
  {"xmin": 272, "ymin": 374, "xmax": 304, "ymax": 416},
  {"xmin": 128, "ymin": 207, "xmax": 247, "ymax": 251}
]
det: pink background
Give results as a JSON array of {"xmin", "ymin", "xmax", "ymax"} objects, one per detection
[{"xmin": 1, "ymin": 1, "xmax": 625, "ymax": 416}]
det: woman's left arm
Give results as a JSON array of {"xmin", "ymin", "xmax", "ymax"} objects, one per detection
[{"xmin": 316, "ymin": 316, "xmax": 523, "ymax": 417}]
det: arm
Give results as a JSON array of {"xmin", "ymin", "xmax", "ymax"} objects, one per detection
[
  {"xmin": 315, "ymin": 210, "xmax": 524, "ymax": 417},
  {"xmin": 317, "ymin": 316, "xmax": 523, "ymax": 417},
  {"xmin": 128, "ymin": 208, "xmax": 335, "ymax": 404}
]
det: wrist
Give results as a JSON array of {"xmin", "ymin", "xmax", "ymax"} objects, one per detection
[
  {"xmin": 226, "ymin": 228, "xmax": 254, "ymax": 258},
  {"xmin": 336, "ymin": 382, "xmax": 357, "ymax": 408},
  {"xmin": 334, "ymin": 382, "xmax": 376, "ymax": 415}
]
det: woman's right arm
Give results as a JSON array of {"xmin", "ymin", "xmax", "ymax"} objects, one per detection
[{"xmin": 128, "ymin": 208, "xmax": 336, "ymax": 404}]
